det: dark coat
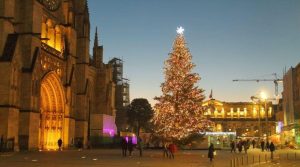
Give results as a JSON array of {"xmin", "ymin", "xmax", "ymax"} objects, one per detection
[
  {"xmin": 270, "ymin": 143, "xmax": 275, "ymax": 152},
  {"xmin": 58, "ymin": 139, "xmax": 62, "ymax": 147},
  {"xmin": 121, "ymin": 138, "xmax": 127, "ymax": 149},
  {"xmin": 128, "ymin": 139, "xmax": 134, "ymax": 151},
  {"xmin": 208, "ymin": 145, "xmax": 215, "ymax": 159}
]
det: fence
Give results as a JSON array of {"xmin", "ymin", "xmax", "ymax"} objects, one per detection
[{"xmin": 230, "ymin": 151, "xmax": 300, "ymax": 167}]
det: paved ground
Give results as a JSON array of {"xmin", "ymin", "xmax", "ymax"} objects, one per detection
[{"xmin": 0, "ymin": 148, "xmax": 300, "ymax": 167}]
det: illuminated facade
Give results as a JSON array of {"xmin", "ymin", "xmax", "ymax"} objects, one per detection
[
  {"xmin": 0, "ymin": 0, "xmax": 116, "ymax": 151},
  {"xmin": 282, "ymin": 63, "xmax": 300, "ymax": 147},
  {"xmin": 202, "ymin": 99, "xmax": 276, "ymax": 139}
]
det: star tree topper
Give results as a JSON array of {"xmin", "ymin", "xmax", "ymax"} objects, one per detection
[{"xmin": 176, "ymin": 26, "xmax": 184, "ymax": 35}]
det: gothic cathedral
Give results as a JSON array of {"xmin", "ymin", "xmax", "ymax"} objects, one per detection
[{"xmin": 0, "ymin": 0, "xmax": 117, "ymax": 151}]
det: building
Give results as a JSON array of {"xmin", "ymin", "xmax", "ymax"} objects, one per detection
[
  {"xmin": 0, "ymin": 0, "xmax": 116, "ymax": 151},
  {"xmin": 202, "ymin": 98, "xmax": 276, "ymax": 144},
  {"xmin": 108, "ymin": 58, "xmax": 130, "ymax": 132},
  {"xmin": 282, "ymin": 63, "xmax": 300, "ymax": 147}
]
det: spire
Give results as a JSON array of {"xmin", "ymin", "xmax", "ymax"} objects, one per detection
[
  {"xmin": 94, "ymin": 27, "xmax": 99, "ymax": 47},
  {"xmin": 209, "ymin": 89, "xmax": 213, "ymax": 99}
]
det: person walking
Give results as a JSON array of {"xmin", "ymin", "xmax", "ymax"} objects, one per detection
[
  {"xmin": 238, "ymin": 141, "xmax": 243, "ymax": 153},
  {"xmin": 0, "ymin": 135, "xmax": 3, "ymax": 152},
  {"xmin": 252, "ymin": 139, "xmax": 256, "ymax": 149},
  {"xmin": 57, "ymin": 138, "xmax": 63, "ymax": 151},
  {"xmin": 244, "ymin": 141, "xmax": 249, "ymax": 154},
  {"xmin": 260, "ymin": 140, "xmax": 265, "ymax": 152},
  {"xmin": 163, "ymin": 142, "xmax": 169, "ymax": 158},
  {"xmin": 208, "ymin": 143, "xmax": 215, "ymax": 162},
  {"xmin": 128, "ymin": 137, "xmax": 134, "ymax": 157},
  {"xmin": 269, "ymin": 142, "xmax": 275, "ymax": 159},
  {"xmin": 230, "ymin": 141, "xmax": 236, "ymax": 153},
  {"xmin": 138, "ymin": 137, "xmax": 143, "ymax": 157},
  {"xmin": 168, "ymin": 143, "xmax": 176, "ymax": 159},
  {"xmin": 266, "ymin": 141, "xmax": 270, "ymax": 151},
  {"xmin": 121, "ymin": 137, "xmax": 127, "ymax": 157}
]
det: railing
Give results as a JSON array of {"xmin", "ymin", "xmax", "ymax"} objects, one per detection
[{"xmin": 230, "ymin": 152, "xmax": 300, "ymax": 167}]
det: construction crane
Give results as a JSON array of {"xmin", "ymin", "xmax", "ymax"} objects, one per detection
[{"xmin": 233, "ymin": 73, "xmax": 283, "ymax": 97}]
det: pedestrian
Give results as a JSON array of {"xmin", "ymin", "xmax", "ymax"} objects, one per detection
[
  {"xmin": 163, "ymin": 142, "xmax": 169, "ymax": 158},
  {"xmin": 57, "ymin": 138, "xmax": 62, "ymax": 151},
  {"xmin": 138, "ymin": 137, "xmax": 143, "ymax": 157},
  {"xmin": 230, "ymin": 141, "xmax": 236, "ymax": 153},
  {"xmin": 244, "ymin": 141, "xmax": 249, "ymax": 154},
  {"xmin": 0, "ymin": 135, "xmax": 3, "ymax": 152},
  {"xmin": 208, "ymin": 143, "xmax": 215, "ymax": 162},
  {"xmin": 252, "ymin": 139, "xmax": 256, "ymax": 149},
  {"xmin": 121, "ymin": 137, "xmax": 127, "ymax": 157},
  {"xmin": 168, "ymin": 143, "xmax": 176, "ymax": 159},
  {"xmin": 77, "ymin": 139, "xmax": 83, "ymax": 150},
  {"xmin": 266, "ymin": 141, "xmax": 270, "ymax": 151},
  {"xmin": 128, "ymin": 137, "xmax": 134, "ymax": 156},
  {"xmin": 269, "ymin": 142, "xmax": 275, "ymax": 159},
  {"xmin": 261, "ymin": 140, "xmax": 265, "ymax": 152},
  {"xmin": 238, "ymin": 141, "xmax": 243, "ymax": 153}
]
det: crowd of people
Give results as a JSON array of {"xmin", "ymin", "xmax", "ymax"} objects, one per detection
[
  {"xmin": 229, "ymin": 139, "xmax": 276, "ymax": 159},
  {"xmin": 121, "ymin": 137, "xmax": 143, "ymax": 157}
]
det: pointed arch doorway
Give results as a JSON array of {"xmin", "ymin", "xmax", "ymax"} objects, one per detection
[{"xmin": 39, "ymin": 72, "xmax": 65, "ymax": 150}]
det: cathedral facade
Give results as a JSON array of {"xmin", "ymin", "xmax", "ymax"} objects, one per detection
[{"xmin": 0, "ymin": 0, "xmax": 116, "ymax": 151}]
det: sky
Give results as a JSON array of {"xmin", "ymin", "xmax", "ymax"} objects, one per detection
[{"xmin": 88, "ymin": 0, "xmax": 300, "ymax": 106}]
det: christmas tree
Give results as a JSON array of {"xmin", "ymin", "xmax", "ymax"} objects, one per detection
[{"xmin": 153, "ymin": 27, "xmax": 212, "ymax": 140}]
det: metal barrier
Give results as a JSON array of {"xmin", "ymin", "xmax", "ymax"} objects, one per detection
[{"xmin": 229, "ymin": 152, "xmax": 299, "ymax": 167}]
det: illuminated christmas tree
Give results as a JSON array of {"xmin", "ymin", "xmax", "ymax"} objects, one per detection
[{"xmin": 153, "ymin": 27, "xmax": 212, "ymax": 140}]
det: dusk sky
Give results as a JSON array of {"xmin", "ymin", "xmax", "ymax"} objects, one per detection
[{"xmin": 88, "ymin": 0, "xmax": 300, "ymax": 105}]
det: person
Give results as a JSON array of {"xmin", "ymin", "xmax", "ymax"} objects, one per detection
[
  {"xmin": 77, "ymin": 139, "xmax": 83, "ymax": 150},
  {"xmin": 121, "ymin": 137, "xmax": 127, "ymax": 157},
  {"xmin": 238, "ymin": 141, "xmax": 243, "ymax": 153},
  {"xmin": 128, "ymin": 137, "xmax": 134, "ymax": 156},
  {"xmin": 261, "ymin": 140, "xmax": 265, "ymax": 152},
  {"xmin": 57, "ymin": 138, "xmax": 62, "ymax": 151},
  {"xmin": 208, "ymin": 143, "xmax": 215, "ymax": 162},
  {"xmin": 230, "ymin": 141, "xmax": 236, "ymax": 153},
  {"xmin": 266, "ymin": 141, "xmax": 270, "ymax": 151},
  {"xmin": 138, "ymin": 137, "xmax": 143, "ymax": 157},
  {"xmin": 168, "ymin": 143, "xmax": 176, "ymax": 159},
  {"xmin": 252, "ymin": 139, "xmax": 256, "ymax": 149},
  {"xmin": 269, "ymin": 142, "xmax": 275, "ymax": 159},
  {"xmin": 163, "ymin": 142, "xmax": 169, "ymax": 158},
  {"xmin": 244, "ymin": 141, "xmax": 249, "ymax": 154},
  {"xmin": 0, "ymin": 135, "xmax": 3, "ymax": 152}
]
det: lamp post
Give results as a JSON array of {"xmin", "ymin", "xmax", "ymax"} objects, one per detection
[
  {"xmin": 260, "ymin": 91, "xmax": 269, "ymax": 142},
  {"xmin": 251, "ymin": 91, "xmax": 270, "ymax": 143},
  {"xmin": 251, "ymin": 96, "xmax": 262, "ymax": 142}
]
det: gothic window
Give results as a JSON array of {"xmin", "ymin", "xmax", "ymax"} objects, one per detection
[{"xmin": 41, "ymin": 19, "xmax": 63, "ymax": 52}]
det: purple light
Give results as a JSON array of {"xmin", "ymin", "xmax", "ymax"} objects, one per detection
[
  {"xmin": 103, "ymin": 128, "xmax": 115, "ymax": 137},
  {"xmin": 124, "ymin": 136, "xmax": 137, "ymax": 144}
]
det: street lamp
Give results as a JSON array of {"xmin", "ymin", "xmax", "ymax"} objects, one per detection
[
  {"xmin": 260, "ymin": 91, "xmax": 269, "ymax": 142},
  {"xmin": 251, "ymin": 91, "xmax": 269, "ymax": 142}
]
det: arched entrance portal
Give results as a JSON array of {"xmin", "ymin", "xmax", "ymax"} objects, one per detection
[{"xmin": 39, "ymin": 72, "xmax": 65, "ymax": 150}]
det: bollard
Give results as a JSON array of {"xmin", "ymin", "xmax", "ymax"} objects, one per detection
[
  {"xmin": 253, "ymin": 155, "xmax": 255, "ymax": 163},
  {"xmin": 287, "ymin": 153, "xmax": 289, "ymax": 160},
  {"xmin": 259, "ymin": 154, "xmax": 261, "ymax": 163},
  {"xmin": 247, "ymin": 155, "xmax": 249, "ymax": 165},
  {"xmin": 241, "ymin": 156, "xmax": 244, "ymax": 165},
  {"xmin": 295, "ymin": 152, "xmax": 297, "ymax": 160},
  {"xmin": 265, "ymin": 154, "xmax": 267, "ymax": 162}
]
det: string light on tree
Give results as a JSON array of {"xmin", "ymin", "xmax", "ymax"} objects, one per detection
[{"xmin": 153, "ymin": 27, "xmax": 213, "ymax": 140}]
